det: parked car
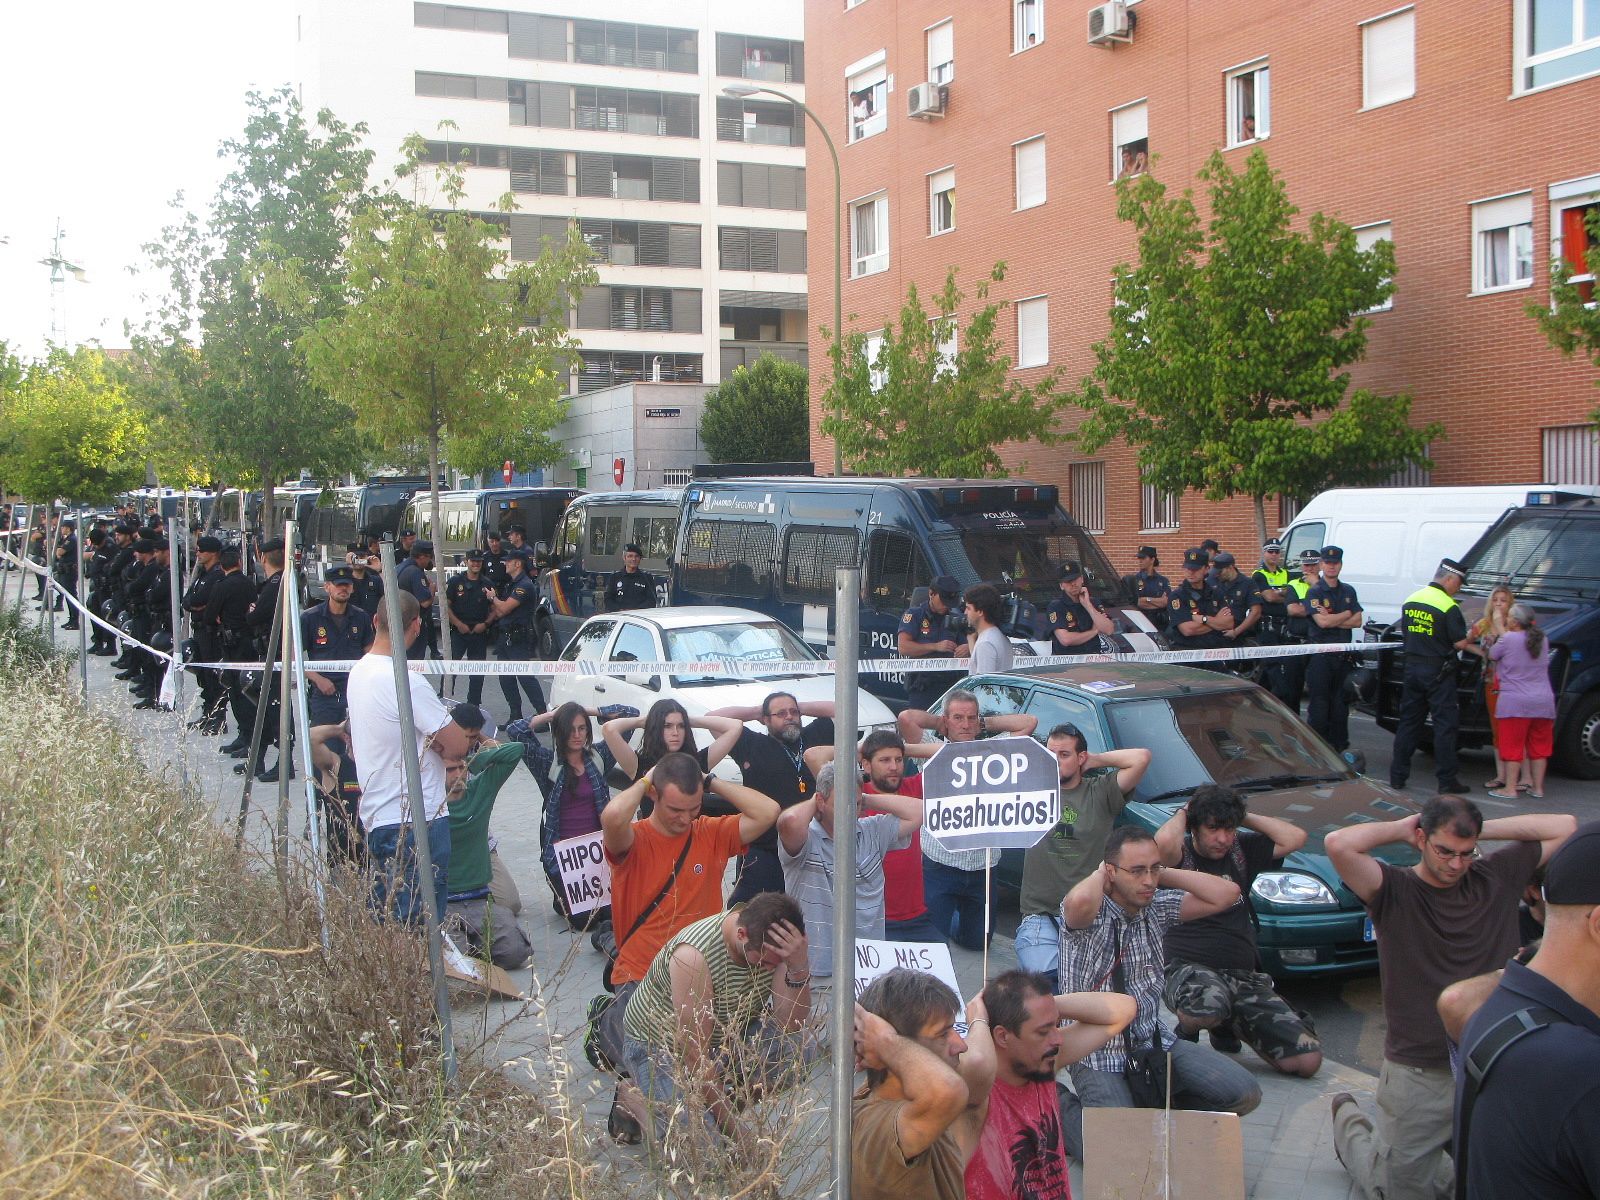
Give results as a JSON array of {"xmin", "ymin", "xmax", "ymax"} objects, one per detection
[
  {"xmin": 545, "ymin": 606, "xmax": 898, "ymax": 774},
  {"xmin": 928, "ymin": 662, "xmax": 1421, "ymax": 978}
]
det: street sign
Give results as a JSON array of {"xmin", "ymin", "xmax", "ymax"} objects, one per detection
[
  {"xmin": 613, "ymin": 456, "xmax": 625, "ymax": 486},
  {"xmin": 502, "ymin": 460, "xmax": 513, "ymax": 485},
  {"xmin": 920, "ymin": 734, "xmax": 1060, "ymax": 852}
]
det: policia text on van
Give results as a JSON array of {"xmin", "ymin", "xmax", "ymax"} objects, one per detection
[{"xmin": 668, "ymin": 475, "xmax": 1156, "ymax": 704}]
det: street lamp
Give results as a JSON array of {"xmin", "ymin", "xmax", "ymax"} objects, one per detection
[{"xmin": 722, "ymin": 81, "xmax": 844, "ymax": 476}]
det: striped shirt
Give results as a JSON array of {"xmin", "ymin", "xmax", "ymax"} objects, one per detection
[
  {"xmin": 919, "ymin": 731, "xmax": 999, "ymax": 872},
  {"xmin": 624, "ymin": 912, "xmax": 773, "ymax": 1052},
  {"xmin": 779, "ymin": 813, "xmax": 910, "ymax": 977},
  {"xmin": 1060, "ymin": 891, "xmax": 1183, "ymax": 1073}
]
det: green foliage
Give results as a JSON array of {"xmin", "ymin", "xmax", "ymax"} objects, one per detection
[
  {"xmin": 141, "ymin": 88, "xmax": 376, "ymax": 504},
  {"xmin": 1527, "ymin": 205, "xmax": 1600, "ymax": 416},
  {"xmin": 1068, "ymin": 150, "xmax": 1442, "ymax": 538},
  {"xmin": 0, "ymin": 347, "xmax": 149, "ymax": 504},
  {"xmin": 698, "ymin": 354, "xmax": 810, "ymax": 463},
  {"xmin": 821, "ymin": 264, "xmax": 1070, "ymax": 478}
]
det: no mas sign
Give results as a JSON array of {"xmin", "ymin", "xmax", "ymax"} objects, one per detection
[{"xmin": 920, "ymin": 734, "xmax": 1060, "ymax": 853}]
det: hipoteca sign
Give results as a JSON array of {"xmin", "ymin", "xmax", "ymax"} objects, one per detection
[{"xmin": 920, "ymin": 733, "xmax": 1060, "ymax": 852}]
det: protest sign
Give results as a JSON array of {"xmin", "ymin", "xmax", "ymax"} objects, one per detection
[
  {"xmin": 853, "ymin": 938, "xmax": 967, "ymax": 1032},
  {"xmin": 553, "ymin": 832, "xmax": 611, "ymax": 916},
  {"xmin": 1082, "ymin": 1109, "xmax": 1244, "ymax": 1199},
  {"xmin": 920, "ymin": 733, "xmax": 1060, "ymax": 852}
]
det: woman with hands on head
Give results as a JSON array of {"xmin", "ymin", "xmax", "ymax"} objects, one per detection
[{"xmin": 602, "ymin": 698, "xmax": 744, "ymax": 792}]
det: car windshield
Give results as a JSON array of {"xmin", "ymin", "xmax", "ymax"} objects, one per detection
[
  {"xmin": 950, "ymin": 523, "xmax": 1127, "ymax": 608},
  {"xmin": 1106, "ymin": 689, "xmax": 1352, "ymax": 805},
  {"xmin": 664, "ymin": 620, "xmax": 820, "ymax": 685},
  {"xmin": 1461, "ymin": 511, "xmax": 1600, "ymax": 601}
]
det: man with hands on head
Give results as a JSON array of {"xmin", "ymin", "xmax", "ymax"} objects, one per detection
[
  {"xmin": 852, "ymin": 968, "xmax": 995, "ymax": 1200},
  {"xmin": 1154, "ymin": 785, "xmax": 1321, "ymax": 1074},
  {"xmin": 1057, "ymin": 825, "xmax": 1262, "ymax": 1162}
]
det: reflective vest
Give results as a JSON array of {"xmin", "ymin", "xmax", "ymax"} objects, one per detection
[
  {"xmin": 1257, "ymin": 567, "xmax": 1289, "ymax": 588},
  {"xmin": 1401, "ymin": 583, "xmax": 1460, "ymax": 658}
]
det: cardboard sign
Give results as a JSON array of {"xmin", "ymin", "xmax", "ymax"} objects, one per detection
[
  {"xmin": 553, "ymin": 832, "xmax": 611, "ymax": 916},
  {"xmin": 919, "ymin": 734, "xmax": 1061, "ymax": 852},
  {"xmin": 440, "ymin": 933, "xmax": 526, "ymax": 1001},
  {"xmin": 853, "ymin": 939, "xmax": 967, "ymax": 1033},
  {"xmin": 1081, "ymin": 1109, "xmax": 1244, "ymax": 1199}
]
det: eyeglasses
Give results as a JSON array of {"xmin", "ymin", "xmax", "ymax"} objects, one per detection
[
  {"xmin": 767, "ymin": 707, "xmax": 800, "ymax": 720},
  {"xmin": 1109, "ymin": 863, "xmax": 1161, "ymax": 880},
  {"xmin": 1427, "ymin": 841, "xmax": 1481, "ymax": 863}
]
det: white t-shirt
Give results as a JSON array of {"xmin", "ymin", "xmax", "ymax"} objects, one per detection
[
  {"xmin": 970, "ymin": 625, "xmax": 1014, "ymax": 675},
  {"xmin": 347, "ymin": 652, "xmax": 453, "ymax": 831}
]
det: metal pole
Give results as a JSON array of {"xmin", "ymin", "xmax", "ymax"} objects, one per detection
[
  {"xmin": 75, "ymin": 504, "xmax": 88, "ymax": 701},
  {"xmin": 277, "ymin": 520, "xmax": 298, "ymax": 889},
  {"xmin": 284, "ymin": 558, "xmax": 331, "ymax": 951},
  {"xmin": 378, "ymin": 539, "xmax": 457, "ymax": 1083},
  {"xmin": 831, "ymin": 566, "xmax": 860, "ymax": 1200},
  {"xmin": 169, "ymin": 496, "xmax": 189, "ymax": 794},
  {"xmin": 42, "ymin": 505, "xmax": 59, "ymax": 638},
  {"xmin": 236, "ymin": 562, "xmax": 286, "ymax": 849}
]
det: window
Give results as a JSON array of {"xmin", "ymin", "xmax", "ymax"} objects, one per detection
[
  {"xmin": 1384, "ymin": 449, "xmax": 1432, "ymax": 487},
  {"xmin": 680, "ymin": 520, "xmax": 776, "ymax": 596},
  {"xmin": 1112, "ymin": 101, "xmax": 1149, "ymax": 180},
  {"xmin": 867, "ymin": 530, "xmax": 929, "ymax": 613},
  {"xmin": 576, "ymin": 352, "xmax": 702, "ymax": 392},
  {"xmin": 1472, "ymin": 193, "xmax": 1535, "ymax": 293},
  {"xmin": 1226, "ymin": 61, "xmax": 1270, "ymax": 146},
  {"xmin": 1554, "ymin": 190, "xmax": 1599, "ymax": 304},
  {"xmin": 718, "ymin": 161, "xmax": 806, "ymax": 209},
  {"xmin": 848, "ymin": 60, "xmax": 888, "ymax": 142},
  {"xmin": 1014, "ymin": 136, "xmax": 1046, "ymax": 209},
  {"xmin": 507, "ymin": 13, "xmax": 570, "ymax": 61},
  {"xmin": 927, "ymin": 19, "xmax": 954, "ymax": 84},
  {"xmin": 631, "ymin": 515, "xmax": 676, "ymax": 560},
  {"xmin": 716, "ymin": 98, "xmax": 805, "ymax": 146},
  {"xmin": 1069, "ymin": 462, "xmax": 1106, "ymax": 534},
  {"xmin": 1283, "ymin": 520, "xmax": 1324, "ymax": 564},
  {"xmin": 781, "ymin": 527, "xmax": 861, "ymax": 604},
  {"xmin": 1544, "ymin": 423, "xmax": 1600, "ymax": 484},
  {"xmin": 609, "ymin": 622, "xmax": 658, "ymax": 664},
  {"xmin": 1014, "ymin": 0, "xmax": 1043, "ymax": 51},
  {"xmin": 1362, "ymin": 8, "xmax": 1416, "ymax": 108},
  {"xmin": 415, "ymin": 6, "xmax": 508, "ymax": 34},
  {"xmin": 863, "ymin": 332, "xmax": 886, "ymax": 392},
  {"xmin": 929, "ymin": 167, "xmax": 955, "ymax": 235},
  {"xmin": 929, "ymin": 317, "xmax": 958, "ymax": 376},
  {"xmin": 1016, "ymin": 296, "xmax": 1048, "ymax": 367},
  {"xmin": 1354, "ymin": 221, "xmax": 1394, "ymax": 311},
  {"xmin": 1516, "ymin": 0, "xmax": 1600, "ymax": 91},
  {"xmin": 1277, "ymin": 494, "xmax": 1302, "ymax": 526},
  {"xmin": 717, "ymin": 33, "xmax": 804, "ymax": 82},
  {"xmin": 850, "ymin": 193, "xmax": 889, "ymax": 277},
  {"xmin": 560, "ymin": 619, "xmax": 615, "ymax": 662},
  {"xmin": 718, "ymin": 227, "xmax": 807, "ymax": 273},
  {"xmin": 1141, "ymin": 483, "xmax": 1180, "ymax": 531}
]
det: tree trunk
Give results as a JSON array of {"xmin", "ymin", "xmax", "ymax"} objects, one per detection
[
  {"xmin": 1252, "ymin": 493, "xmax": 1269, "ymax": 547},
  {"xmin": 428, "ymin": 429, "xmax": 449, "ymax": 695}
]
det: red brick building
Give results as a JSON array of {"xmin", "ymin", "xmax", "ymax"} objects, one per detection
[{"xmin": 803, "ymin": 0, "xmax": 1600, "ymax": 572}]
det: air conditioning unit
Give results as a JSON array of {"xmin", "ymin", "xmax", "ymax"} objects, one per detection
[
  {"xmin": 907, "ymin": 82, "xmax": 945, "ymax": 119},
  {"xmin": 1087, "ymin": 1, "xmax": 1133, "ymax": 45}
]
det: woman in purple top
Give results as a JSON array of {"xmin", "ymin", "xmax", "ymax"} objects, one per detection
[{"xmin": 1486, "ymin": 604, "xmax": 1555, "ymax": 800}]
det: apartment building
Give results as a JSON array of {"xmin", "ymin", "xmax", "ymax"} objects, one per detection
[
  {"xmin": 297, "ymin": 0, "xmax": 808, "ymax": 407},
  {"xmin": 804, "ymin": 0, "xmax": 1600, "ymax": 564}
]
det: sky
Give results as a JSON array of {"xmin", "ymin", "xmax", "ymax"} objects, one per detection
[{"xmin": 0, "ymin": 1, "xmax": 298, "ymax": 360}]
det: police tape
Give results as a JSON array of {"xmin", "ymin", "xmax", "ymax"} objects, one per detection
[{"xmin": 7, "ymin": 545, "xmax": 1397, "ymax": 679}]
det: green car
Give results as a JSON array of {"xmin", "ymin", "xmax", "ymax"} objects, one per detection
[{"xmin": 929, "ymin": 662, "xmax": 1420, "ymax": 978}]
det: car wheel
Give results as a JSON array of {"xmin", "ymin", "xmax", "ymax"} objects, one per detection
[
  {"xmin": 537, "ymin": 618, "xmax": 558, "ymax": 660},
  {"xmin": 1555, "ymin": 691, "xmax": 1600, "ymax": 780}
]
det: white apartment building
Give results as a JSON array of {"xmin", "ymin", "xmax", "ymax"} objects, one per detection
[{"xmin": 296, "ymin": 0, "xmax": 808, "ymax": 398}]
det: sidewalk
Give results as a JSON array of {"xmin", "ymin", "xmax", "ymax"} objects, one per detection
[{"xmin": 69, "ymin": 605, "xmax": 1374, "ymax": 1200}]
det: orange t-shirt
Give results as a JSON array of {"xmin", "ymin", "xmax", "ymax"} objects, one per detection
[{"xmin": 606, "ymin": 813, "xmax": 746, "ymax": 986}]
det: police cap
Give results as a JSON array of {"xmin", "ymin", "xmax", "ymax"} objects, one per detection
[
  {"xmin": 1439, "ymin": 558, "xmax": 1466, "ymax": 578},
  {"xmin": 259, "ymin": 537, "xmax": 285, "ymax": 554},
  {"xmin": 325, "ymin": 565, "xmax": 355, "ymax": 585},
  {"xmin": 465, "ymin": 548, "xmax": 485, "ymax": 561},
  {"xmin": 1183, "ymin": 548, "xmax": 1209, "ymax": 570},
  {"xmin": 505, "ymin": 524, "xmax": 527, "ymax": 537},
  {"xmin": 930, "ymin": 575, "xmax": 961, "ymax": 600},
  {"xmin": 151, "ymin": 537, "xmax": 170, "ymax": 551},
  {"xmin": 504, "ymin": 547, "xmax": 529, "ymax": 563},
  {"xmin": 196, "ymin": 535, "xmax": 223, "ymax": 553},
  {"xmin": 486, "ymin": 529, "xmax": 503, "ymax": 541},
  {"xmin": 1200, "ymin": 539, "xmax": 1220, "ymax": 554},
  {"xmin": 1136, "ymin": 545, "xmax": 1158, "ymax": 560},
  {"xmin": 1299, "ymin": 549, "xmax": 1321, "ymax": 566},
  {"xmin": 1263, "ymin": 539, "xmax": 1284, "ymax": 553},
  {"xmin": 412, "ymin": 539, "xmax": 434, "ymax": 556},
  {"xmin": 1058, "ymin": 561, "xmax": 1084, "ymax": 582},
  {"xmin": 1212, "ymin": 551, "xmax": 1236, "ymax": 567},
  {"xmin": 133, "ymin": 538, "xmax": 157, "ymax": 553},
  {"xmin": 400, "ymin": 528, "xmax": 416, "ymax": 538},
  {"xmin": 1320, "ymin": 545, "xmax": 1344, "ymax": 563}
]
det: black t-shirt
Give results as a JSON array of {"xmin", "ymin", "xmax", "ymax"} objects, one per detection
[
  {"xmin": 1162, "ymin": 829, "xmax": 1279, "ymax": 972},
  {"xmin": 730, "ymin": 718, "xmax": 835, "ymax": 851}
]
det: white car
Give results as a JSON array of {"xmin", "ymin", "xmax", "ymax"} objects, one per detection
[{"xmin": 545, "ymin": 606, "xmax": 897, "ymax": 774}]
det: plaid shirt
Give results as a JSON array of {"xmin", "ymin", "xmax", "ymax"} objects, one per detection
[{"xmin": 1060, "ymin": 890, "xmax": 1184, "ymax": 1073}]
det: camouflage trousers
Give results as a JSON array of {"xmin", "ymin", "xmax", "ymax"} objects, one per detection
[{"xmin": 1163, "ymin": 961, "xmax": 1320, "ymax": 1063}]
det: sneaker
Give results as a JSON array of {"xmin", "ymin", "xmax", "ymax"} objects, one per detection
[
  {"xmin": 1210, "ymin": 1027, "xmax": 1242, "ymax": 1054},
  {"xmin": 607, "ymin": 1094, "xmax": 643, "ymax": 1145}
]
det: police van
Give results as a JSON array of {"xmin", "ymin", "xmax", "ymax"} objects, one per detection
[
  {"xmin": 302, "ymin": 477, "xmax": 427, "ymax": 594},
  {"xmin": 398, "ymin": 487, "xmax": 581, "ymax": 568},
  {"xmin": 668, "ymin": 475, "xmax": 1151, "ymax": 703},
  {"xmin": 538, "ymin": 489, "xmax": 680, "ymax": 655}
]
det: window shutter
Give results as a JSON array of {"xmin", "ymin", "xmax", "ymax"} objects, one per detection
[
  {"xmin": 1363, "ymin": 10, "xmax": 1415, "ymax": 107},
  {"xmin": 790, "ymin": 41, "xmax": 805, "ymax": 83},
  {"xmin": 476, "ymin": 76, "xmax": 507, "ymax": 102},
  {"xmin": 612, "ymin": 287, "xmax": 642, "ymax": 331},
  {"xmin": 577, "ymin": 286, "xmax": 611, "ymax": 329},
  {"xmin": 638, "ymin": 222, "xmax": 669, "ymax": 265},
  {"xmin": 750, "ymin": 229, "xmax": 780, "ymax": 271},
  {"xmin": 1112, "ymin": 103, "xmax": 1147, "ymax": 147},
  {"xmin": 637, "ymin": 25, "xmax": 668, "ymax": 69},
  {"xmin": 770, "ymin": 165, "xmax": 799, "ymax": 210},
  {"xmin": 1015, "ymin": 137, "xmax": 1046, "ymax": 208},
  {"xmin": 718, "ymin": 161, "xmax": 742, "ymax": 205},
  {"xmin": 510, "ymin": 148, "xmax": 538, "ymax": 193},
  {"xmin": 926, "ymin": 21, "xmax": 953, "ymax": 79},
  {"xmin": 577, "ymin": 153, "xmax": 614, "ymax": 197},
  {"xmin": 667, "ymin": 223, "xmax": 700, "ymax": 267},
  {"xmin": 717, "ymin": 33, "xmax": 743, "ymax": 77},
  {"xmin": 579, "ymin": 219, "xmax": 613, "ymax": 261},
  {"xmin": 1017, "ymin": 296, "xmax": 1049, "ymax": 367},
  {"xmin": 539, "ymin": 150, "xmax": 567, "ymax": 195},
  {"xmin": 652, "ymin": 157, "xmax": 684, "ymax": 202},
  {"xmin": 539, "ymin": 82, "xmax": 570, "ymax": 128},
  {"xmin": 742, "ymin": 164, "xmax": 771, "ymax": 209},
  {"xmin": 778, "ymin": 230, "xmax": 806, "ymax": 273},
  {"xmin": 509, "ymin": 214, "xmax": 540, "ymax": 260},
  {"xmin": 720, "ymin": 227, "xmax": 750, "ymax": 269},
  {"xmin": 672, "ymin": 289, "xmax": 702, "ymax": 332},
  {"xmin": 541, "ymin": 215, "xmax": 572, "ymax": 248}
]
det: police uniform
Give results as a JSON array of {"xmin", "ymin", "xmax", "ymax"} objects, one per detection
[
  {"xmin": 1167, "ymin": 549, "xmax": 1229, "ymax": 652},
  {"xmin": 301, "ymin": 570, "xmax": 374, "ymax": 726},
  {"xmin": 494, "ymin": 550, "xmax": 547, "ymax": 720},
  {"xmin": 246, "ymin": 548, "xmax": 286, "ymax": 753},
  {"xmin": 135, "ymin": 544, "xmax": 174, "ymax": 707},
  {"xmin": 1125, "ymin": 552, "xmax": 1172, "ymax": 632},
  {"xmin": 349, "ymin": 565, "xmax": 384, "ymax": 617},
  {"xmin": 603, "ymin": 547, "xmax": 657, "ymax": 612},
  {"xmin": 183, "ymin": 540, "xmax": 228, "ymax": 725},
  {"xmin": 481, "ymin": 541, "xmax": 508, "ymax": 590},
  {"xmin": 446, "ymin": 557, "xmax": 496, "ymax": 707},
  {"xmin": 1045, "ymin": 564, "xmax": 1103, "ymax": 653},
  {"xmin": 87, "ymin": 534, "xmax": 118, "ymax": 653},
  {"xmin": 396, "ymin": 544, "xmax": 436, "ymax": 661},
  {"xmin": 54, "ymin": 527, "xmax": 79, "ymax": 621},
  {"xmin": 1273, "ymin": 559, "xmax": 1320, "ymax": 712},
  {"xmin": 1388, "ymin": 562, "xmax": 1469, "ymax": 792},
  {"xmin": 1251, "ymin": 543, "xmax": 1292, "ymax": 642},
  {"xmin": 206, "ymin": 562, "xmax": 260, "ymax": 748},
  {"xmin": 898, "ymin": 577, "xmax": 966, "ymax": 709},
  {"xmin": 1303, "ymin": 546, "xmax": 1362, "ymax": 752},
  {"xmin": 1212, "ymin": 554, "xmax": 1261, "ymax": 642}
]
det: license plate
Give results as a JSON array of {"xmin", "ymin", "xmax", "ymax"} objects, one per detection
[{"xmin": 1362, "ymin": 916, "xmax": 1376, "ymax": 943}]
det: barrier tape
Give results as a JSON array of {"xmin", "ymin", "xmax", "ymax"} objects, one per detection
[{"xmin": 5, "ymin": 544, "xmax": 1396, "ymax": 679}]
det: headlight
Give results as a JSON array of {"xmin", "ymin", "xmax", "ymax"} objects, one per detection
[{"xmin": 1251, "ymin": 872, "xmax": 1337, "ymax": 907}]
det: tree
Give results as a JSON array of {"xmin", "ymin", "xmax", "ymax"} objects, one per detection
[
  {"xmin": 0, "ymin": 348, "xmax": 149, "ymax": 505},
  {"xmin": 821, "ymin": 264, "xmax": 1070, "ymax": 478},
  {"xmin": 297, "ymin": 133, "xmax": 595, "ymax": 607},
  {"xmin": 1528, "ymin": 205, "xmax": 1600, "ymax": 415},
  {"xmin": 1068, "ymin": 150, "xmax": 1442, "ymax": 542},
  {"xmin": 143, "ymin": 89, "xmax": 375, "ymax": 530},
  {"xmin": 699, "ymin": 354, "xmax": 809, "ymax": 463}
]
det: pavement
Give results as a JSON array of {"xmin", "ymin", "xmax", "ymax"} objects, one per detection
[{"xmin": 21, "ymin": 589, "xmax": 1386, "ymax": 1199}]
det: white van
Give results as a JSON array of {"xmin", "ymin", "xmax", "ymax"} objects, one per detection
[{"xmin": 1280, "ymin": 485, "xmax": 1600, "ymax": 629}]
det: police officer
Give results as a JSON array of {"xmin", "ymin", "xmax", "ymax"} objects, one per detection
[
  {"xmin": 1388, "ymin": 559, "xmax": 1476, "ymax": 795},
  {"xmin": 244, "ymin": 538, "xmax": 287, "ymax": 780},
  {"xmin": 1212, "ymin": 552, "xmax": 1263, "ymax": 644},
  {"xmin": 301, "ymin": 564, "xmax": 374, "ymax": 727},
  {"xmin": 396, "ymin": 539, "xmax": 436, "ymax": 661},
  {"xmin": 347, "ymin": 545, "xmax": 384, "ymax": 616},
  {"xmin": 134, "ymin": 539, "xmax": 174, "ymax": 711},
  {"xmin": 1274, "ymin": 550, "xmax": 1323, "ymax": 713},
  {"xmin": 54, "ymin": 520, "xmax": 79, "ymax": 625},
  {"xmin": 489, "ymin": 547, "xmax": 547, "ymax": 722},
  {"xmin": 107, "ymin": 524, "xmax": 140, "ymax": 668},
  {"xmin": 207, "ymin": 548, "xmax": 260, "ymax": 757},
  {"xmin": 1252, "ymin": 540, "xmax": 1292, "ymax": 642},
  {"xmin": 445, "ymin": 548, "xmax": 496, "ymax": 708},
  {"xmin": 1167, "ymin": 547, "xmax": 1234, "ymax": 652},
  {"xmin": 1303, "ymin": 546, "xmax": 1363, "ymax": 753},
  {"xmin": 603, "ymin": 541, "xmax": 657, "ymax": 612},
  {"xmin": 85, "ymin": 528, "xmax": 118, "ymax": 655},
  {"xmin": 1046, "ymin": 561, "xmax": 1115, "ymax": 650},
  {"xmin": 118, "ymin": 538, "xmax": 159, "ymax": 693},
  {"xmin": 1123, "ymin": 545, "xmax": 1171, "ymax": 631},
  {"xmin": 481, "ymin": 529, "xmax": 508, "ymax": 590},
  {"xmin": 504, "ymin": 524, "xmax": 529, "ymax": 557},
  {"xmin": 183, "ymin": 535, "xmax": 228, "ymax": 732},
  {"xmin": 896, "ymin": 574, "xmax": 968, "ymax": 710},
  {"xmin": 397, "ymin": 528, "xmax": 417, "ymax": 559}
]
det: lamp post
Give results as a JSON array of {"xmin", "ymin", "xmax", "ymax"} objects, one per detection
[{"xmin": 722, "ymin": 81, "xmax": 844, "ymax": 476}]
